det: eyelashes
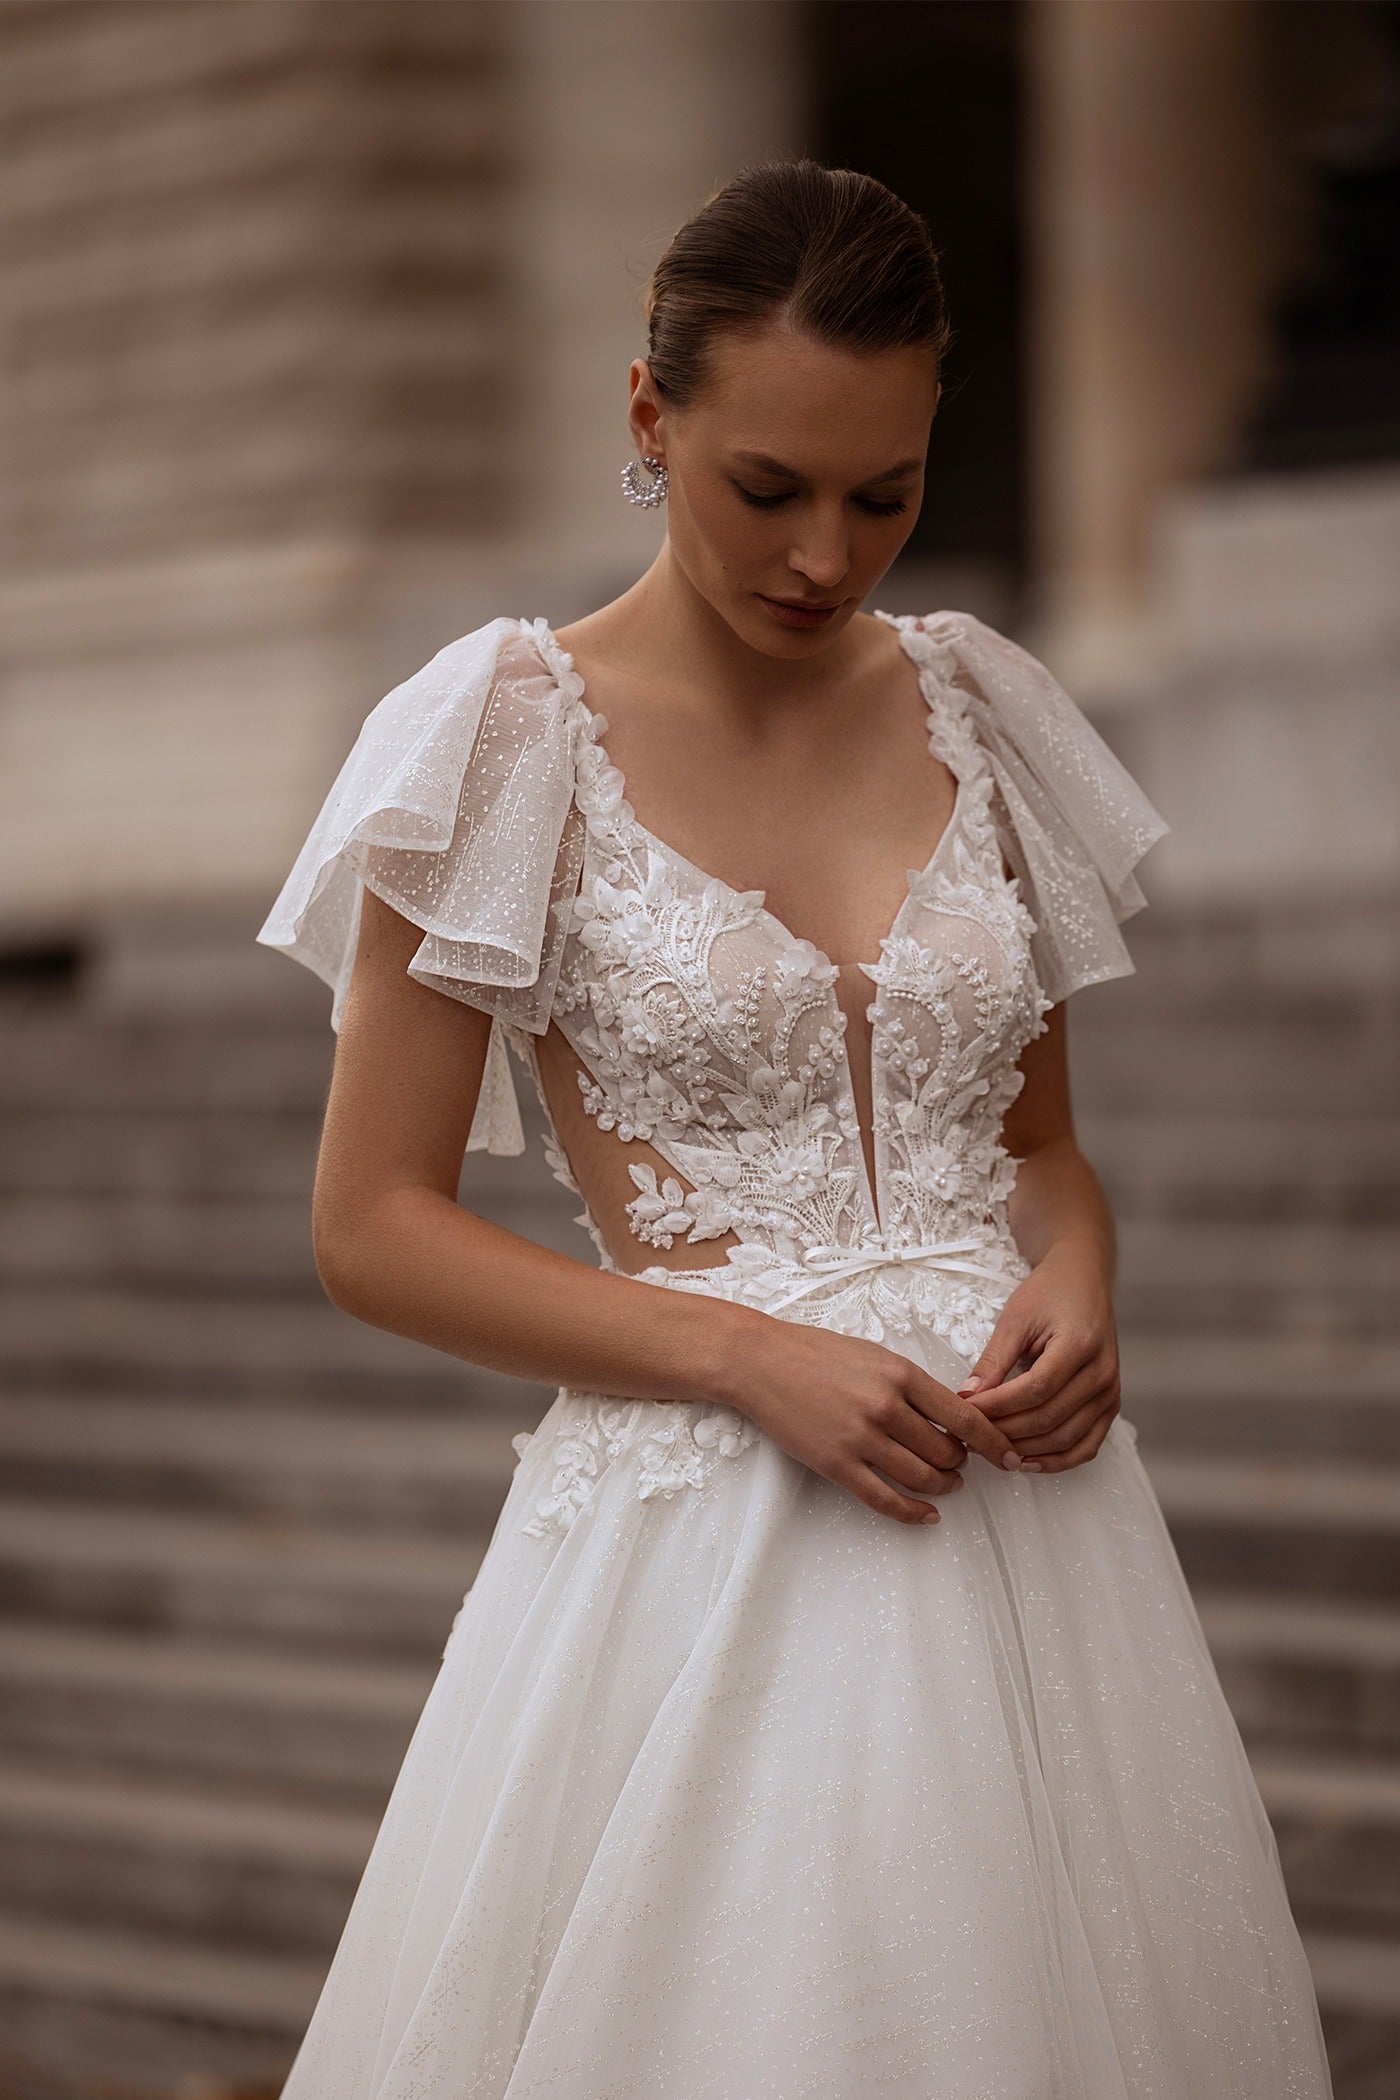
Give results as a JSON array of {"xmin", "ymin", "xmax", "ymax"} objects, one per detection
[{"xmin": 734, "ymin": 486, "xmax": 909, "ymax": 518}]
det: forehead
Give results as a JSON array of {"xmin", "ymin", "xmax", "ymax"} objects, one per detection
[{"xmin": 688, "ymin": 320, "xmax": 937, "ymax": 471}]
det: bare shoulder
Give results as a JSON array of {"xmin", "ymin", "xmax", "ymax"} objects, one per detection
[{"xmin": 552, "ymin": 590, "xmax": 643, "ymax": 665}]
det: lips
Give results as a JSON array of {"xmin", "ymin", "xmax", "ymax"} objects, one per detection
[{"xmin": 759, "ymin": 594, "xmax": 843, "ymax": 629}]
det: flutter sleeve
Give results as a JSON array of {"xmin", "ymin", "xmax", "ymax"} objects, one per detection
[
  {"xmin": 255, "ymin": 615, "xmax": 586, "ymax": 1155},
  {"xmin": 915, "ymin": 609, "xmax": 1171, "ymax": 1005}
]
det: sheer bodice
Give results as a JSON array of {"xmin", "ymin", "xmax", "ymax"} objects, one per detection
[
  {"xmin": 257, "ymin": 604, "xmax": 1170, "ymax": 1355},
  {"xmin": 491, "ymin": 616, "xmax": 1053, "ymax": 1351}
]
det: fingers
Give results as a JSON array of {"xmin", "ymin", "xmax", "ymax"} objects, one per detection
[
  {"xmin": 966, "ymin": 1332, "xmax": 1101, "ymax": 1422},
  {"xmin": 906, "ymin": 1368, "xmax": 1022, "ymax": 1472},
  {"xmin": 956, "ymin": 1315, "xmax": 1033, "ymax": 1401},
  {"xmin": 889, "ymin": 1396, "xmax": 968, "ymax": 1475},
  {"xmin": 991, "ymin": 1355, "xmax": 1115, "ymax": 1444},
  {"xmin": 1016, "ymin": 1404, "xmax": 1118, "ymax": 1474},
  {"xmin": 870, "ymin": 1430, "xmax": 966, "ymax": 1500},
  {"xmin": 850, "ymin": 1462, "xmax": 949, "ymax": 1526}
]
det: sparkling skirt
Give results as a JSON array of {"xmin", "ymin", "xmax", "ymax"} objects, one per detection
[{"xmin": 277, "ymin": 1261, "xmax": 1334, "ymax": 2099}]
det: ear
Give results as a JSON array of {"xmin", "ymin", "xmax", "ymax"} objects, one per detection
[{"xmin": 627, "ymin": 358, "xmax": 664, "ymax": 457}]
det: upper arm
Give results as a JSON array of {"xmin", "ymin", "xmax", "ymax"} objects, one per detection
[
  {"xmin": 311, "ymin": 884, "xmax": 494, "ymax": 1273},
  {"xmin": 998, "ymin": 1000, "xmax": 1075, "ymax": 1161}
]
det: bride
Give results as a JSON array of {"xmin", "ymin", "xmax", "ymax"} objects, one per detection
[{"xmin": 257, "ymin": 160, "xmax": 1333, "ymax": 2097}]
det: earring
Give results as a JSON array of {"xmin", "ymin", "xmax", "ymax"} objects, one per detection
[{"xmin": 620, "ymin": 454, "xmax": 669, "ymax": 508}]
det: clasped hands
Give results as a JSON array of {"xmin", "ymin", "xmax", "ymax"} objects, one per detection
[
  {"xmin": 951, "ymin": 1242, "xmax": 1122, "ymax": 1477},
  {"xmin": 728, "ymin": 1240, "xmax": 1123, "ymax": 1527}
]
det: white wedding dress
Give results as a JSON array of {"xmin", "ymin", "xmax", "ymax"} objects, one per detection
[{"xmin": 257, "ymin": 610, "xmax": 1333, "ymax": 2098}]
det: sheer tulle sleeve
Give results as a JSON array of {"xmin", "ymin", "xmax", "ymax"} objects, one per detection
[
  {"xmin": 913, "ymin": 609, "xmax": 1171, "ymax": 1005},
  {"xmin": 255, "ymin": 616, "xmax": 586, "ymax": 1155}
]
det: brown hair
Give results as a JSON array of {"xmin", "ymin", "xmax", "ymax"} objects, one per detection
[{"xmin": 642, "ymin": 158, "xmax": 954, "ymax": 408}]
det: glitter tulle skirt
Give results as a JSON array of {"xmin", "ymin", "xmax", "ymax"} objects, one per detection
[{"xmin": 277, "ymin": 1266, "xmax": 1333, "ymax": 2100}]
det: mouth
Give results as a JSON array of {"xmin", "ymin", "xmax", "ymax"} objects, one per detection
[{"xmin": 758, "ymin": 594, "xmax": 844, "ymax": 629}]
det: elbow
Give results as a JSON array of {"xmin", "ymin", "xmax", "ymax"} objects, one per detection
[{"xmin": 311, "ymin": 1206, "xmax": 372, "ymax": 1315}]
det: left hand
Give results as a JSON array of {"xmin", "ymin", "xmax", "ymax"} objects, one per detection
[{"xmin": 955, "ymin": 1245, "xmax": 1122, "ymax": 1473}]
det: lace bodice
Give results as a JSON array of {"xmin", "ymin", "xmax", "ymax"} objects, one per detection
[
  {"xmin": 500, "ymin": 615, "xmax": 1046, "ymax": 1310},
  {"xmin": 258, "ymin": 607, "xmax": 1169, "ymax": 1350}
]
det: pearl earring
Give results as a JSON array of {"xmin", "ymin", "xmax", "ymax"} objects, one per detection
[{"xmin": 620, "ymin": 454, "xmax": 669, "ymax": 508}]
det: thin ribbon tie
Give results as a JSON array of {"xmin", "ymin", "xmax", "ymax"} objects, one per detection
[{"xmin": 762, "ymin": 1235, "xmax": 1010, "ymax": 1316}]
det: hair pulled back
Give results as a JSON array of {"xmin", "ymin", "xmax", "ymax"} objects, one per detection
[{"xmin": 642, "ymin": 158, "xmax": 954, "ymax": 408}]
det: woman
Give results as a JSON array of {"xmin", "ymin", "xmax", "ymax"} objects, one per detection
[{"xmin": 258, "ymin": 162, "xmax": 1333, "ymax": 2098}]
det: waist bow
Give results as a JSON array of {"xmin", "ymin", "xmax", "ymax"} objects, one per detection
[{"xmin": 760, "ymin": 1234, "xmax": 1013, "ymax": 1316}]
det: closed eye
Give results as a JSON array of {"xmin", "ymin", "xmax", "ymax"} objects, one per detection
[{"xmin": 734, "ymin": 485, "xmax": 909, "ymax": 517}]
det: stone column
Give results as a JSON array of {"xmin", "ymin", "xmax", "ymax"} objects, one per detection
[{"xmin": 1024, "ymin": 0, "xmax": 1283, "ymax": 693}]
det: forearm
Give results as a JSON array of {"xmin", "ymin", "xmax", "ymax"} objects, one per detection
[
  {"xmin": 316, "ymin": 1186, "xmax": 761, "ymax": 1411},
  {"xmin": 1005, "ymin": 1135, "xmax": 1117, "ymax": 1286}
]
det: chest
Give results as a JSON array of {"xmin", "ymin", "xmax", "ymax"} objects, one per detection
[{"xmin": 570, "ymin": 664, "xmax": 964, "ymax": 973}]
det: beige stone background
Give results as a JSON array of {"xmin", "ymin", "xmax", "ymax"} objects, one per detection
[{"xmin": 0, "ymin": 2, "xmax": 1396, "ymax": 2095}]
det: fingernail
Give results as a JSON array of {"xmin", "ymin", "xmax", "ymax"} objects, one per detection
[
  {"xmin": 947, "ymin": 1474, "xmax": 965, "ymax": 1491},
  {"xmin": 958, "ymin": 1376, "xmax": 982, "ymax": 1396},
  {"xmin": 922, "ymin": 1509, "xmax": 941, "ymax": 1524},
  {"xmin": 1024, "ymin": 1461, "xmax": 1043, "ymax": 1472},
  {"xmin": 1002, "ymin": 1450, "xmax": 1022, "ymax": 1471}
]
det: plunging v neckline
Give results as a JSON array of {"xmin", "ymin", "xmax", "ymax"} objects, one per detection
[{"xmin": 528, "ymin": 611, "xmax": 971, "ymax": 983}]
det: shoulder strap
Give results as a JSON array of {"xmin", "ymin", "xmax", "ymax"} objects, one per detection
[{"xmin": 908, "ymin": 610, "xmax": 1171, "ymax": 1002}]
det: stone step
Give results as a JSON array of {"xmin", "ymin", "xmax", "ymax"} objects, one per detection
[
  {"xmin": 0, "ymin": 1393, "xmax": 530, "ymax": 1529},
  {"xmin": 1255, "ymin": 1749, "xmax": 1400, "ymax": 1941},
  {"xmin": 1305, "ymin": 1931, "xmax": 1400, "ymax": 2095},
  {"xmin": 1078, "ymin": 1112, "xmax": 1400, "ymax": 1222},
  {"xmin": 0, "ymin": 1185, "xmax": 582, "ymax": 1288},
  {"xmin": 1115, "ymin": 1220, "xmax": 1400, "ymax": 1335},
  {"xmin": 1069, "ymin": 1016, "xmax": 1400, "ymax": 1114},
  {"xmin": 0, "ymin": 1283, "xmax": 560, "ymax": 1407},
  {"xmin": 1145, "ymin": 1452, "xmax": 1400, "ymax": 1603},
  {"xmin": 0, "ymin": 1498, "xmax": 486, "ymax": 1662},
  {"xmin": 0, "ymin": 1908, "xmax": 310, "ymax": 2093},
  {"xmin": 1119, "ymin": 1330, "xmax": 1400, "ymax": 1459},
  {"xmin": 1196, "ymin": 1591, "xmax": 1400, "ymax": 1757},
  {"xmin": 1125, "ymin": 1388, "xmax": 1400, "ymax": 1464},
  {"xmin": 1105, "ymin": 899, "xmax": 1399, "ymax": 1003},
  {"xmin": 0, "ymin": 1761, "xmax": 372, "ymax": 1956},
  {"xmin": 0, "ymin": 1622, "xmax": 430, "ymax": 1809},
  {"xmin": 0, "ymin": 1106, "xmax": 319, "ymax": 1200},
  {"xmin": 1113, "ymin": 1331, "xmax": 1400, "ymax": 1483},
  {"xmin": 0, "ymin": 1103, "xmax": 528, "ymax": 1208},
  {"xmin": 0, "ymin": 1018, "xmax": 334, "ymax": 1114}
]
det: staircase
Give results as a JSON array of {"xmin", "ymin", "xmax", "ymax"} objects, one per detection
[
  {"xmin": 0, "ymin": 914, "xmax": 564, "ymax": 2095},
  {"xmin": 1076, "ymin": 898, "xmax": 1400, "ymax": 2096},
  {"xmin": 0, "ymin": 897, "xmax": 1396, "ymax": 2097}
]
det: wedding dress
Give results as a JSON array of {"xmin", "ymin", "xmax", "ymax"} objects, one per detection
[{"xmin": 256, "ymin": 609, "xmax": 1333, "ymax": 2098}]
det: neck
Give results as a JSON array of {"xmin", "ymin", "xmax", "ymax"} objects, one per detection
[{"xmin": 608, "ymin": 543, "xmax": 866, "ymax": 716}]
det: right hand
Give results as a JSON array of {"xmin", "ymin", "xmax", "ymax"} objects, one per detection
[{"xmin": 725, "ymin": 1314, "xmax": 1023, "ymax": 1525}]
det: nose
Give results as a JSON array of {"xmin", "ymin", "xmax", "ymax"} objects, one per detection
[{"xmin": 788, "ymin": 506, "xmax": 849, "ymax": 591}]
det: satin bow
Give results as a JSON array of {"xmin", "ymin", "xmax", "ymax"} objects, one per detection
[{"xmin": 760, "ymin": 1235, "xmax": 1012, "ymax": 1316}]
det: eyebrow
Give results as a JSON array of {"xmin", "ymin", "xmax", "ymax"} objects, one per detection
[{"xmin": 731, "ymin": 451, "xmax": 923, "ymax": 484}]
